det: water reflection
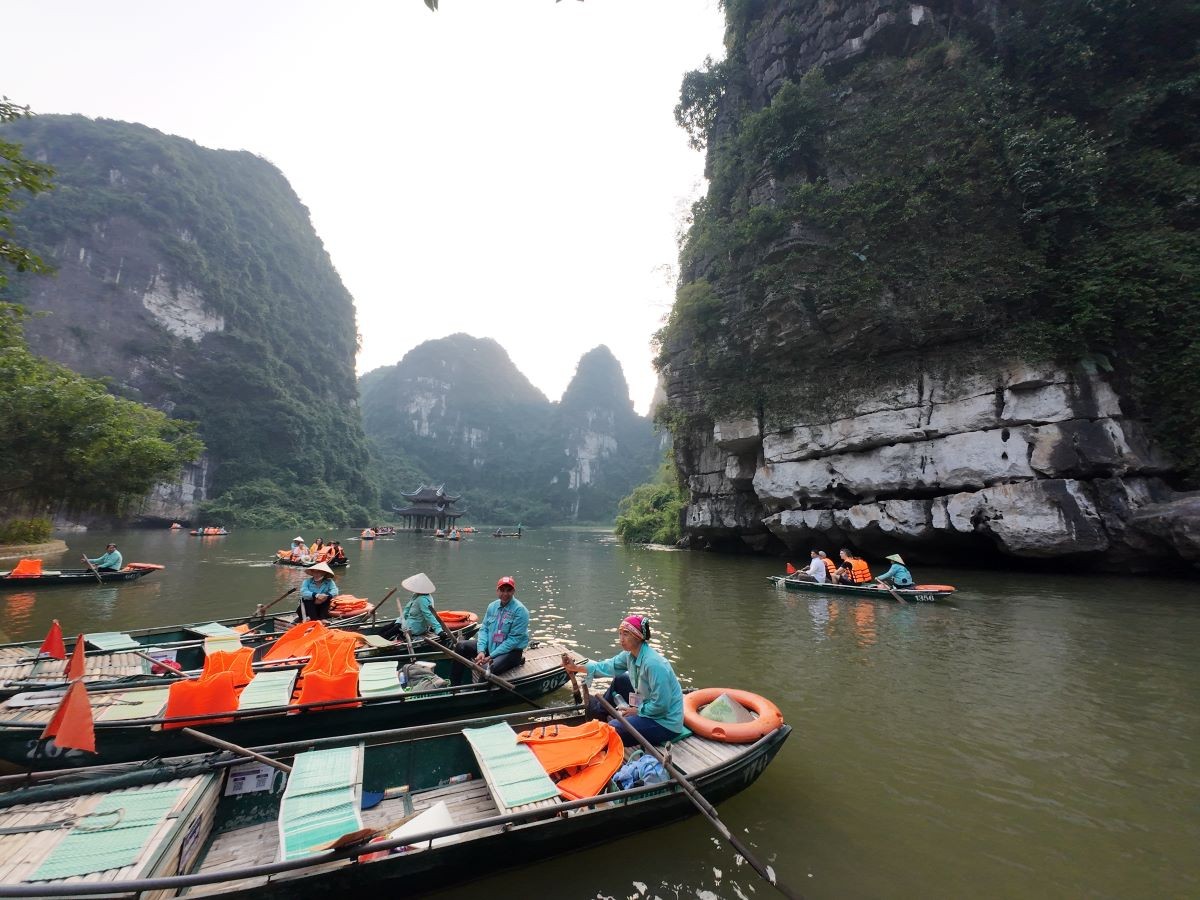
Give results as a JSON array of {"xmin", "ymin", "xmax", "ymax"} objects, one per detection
[{"xmin": 0, "ymin": 528, "xmax": 1196, "ymax": 898}]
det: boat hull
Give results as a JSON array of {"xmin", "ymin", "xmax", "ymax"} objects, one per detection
[
  {"xmin": 0, "ymin": 647, "xmax": 568, "ymax": 771},
  {"xmin": 768, "ymin": 575, "xmax": 955, "ymax": 602},
  {"xmin": 0, "ymin": 565, "xmax": 159, "ymax": 588},
  {"xmin": 273, "ymin": 556, "xmax": 349, "ymax": 568},
  {"xmin": 0, "ymin": 704, "xmax": 790, "ymax": 897}
]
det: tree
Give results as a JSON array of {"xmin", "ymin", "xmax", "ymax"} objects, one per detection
[
  {"xmin": 0, "ymin": 98, "xmax": 54, "ymax": 290},
  {"xmin": 0, "ymin": 304, "xmax": 204, "ymax": 516}
]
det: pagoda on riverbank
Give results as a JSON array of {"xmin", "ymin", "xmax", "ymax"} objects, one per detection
[{"xmin": 392, "ymin": 484, "xmax": 466, "ymax": 531}]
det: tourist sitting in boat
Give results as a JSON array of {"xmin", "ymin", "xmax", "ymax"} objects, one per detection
[
  {"xmin": 876, "ymin": 553, "xmax": 915, "ymax": 588},
  {"xmin": 835, "ymin": 548, "xmax": 873, "ymax": 585},
  {"xmin": 289, "ymin": 537, "xmax": 310, "ymax": 563},
  {"xmin": 310, "ymin": 538, "xmax": 325, "ymax": 560},
  {"xmin": 399, "ymin": 572, "xmax": 453, "ymax": 646},
  {"xmin": 451, "ymin": 575, "xmax": 529, "ymax": 685},
  {"xmin": 564, "ymin": 614, "xmax": 685, "ymax": 748},
  {"xmin": 299, "ymin": 561, "xmax": 339, "ymax": 620},
  {"xmin": 83, "ymin": 542, "xmax": 122, "ymax": 572},
  {"xmin": 329, "ymin": 541, "xmax": 348, "ymax": 565},
  {"xmin": 818, "ymin": 550, "xmax": 837, "ymax": 581},
  {"xmin": 787, "ymin": 550, "xmax": 827, "ymax": 583}
]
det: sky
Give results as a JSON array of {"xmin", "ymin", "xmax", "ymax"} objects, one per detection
[{"xmin": 1, "ymin": 0, "xmax": 727, "ymax": 415}]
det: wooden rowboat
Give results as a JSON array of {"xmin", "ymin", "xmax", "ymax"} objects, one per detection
[
  {"xmin": 273, "ymin": 555, "xmax": 349, "ymax": 568},
  {"xmin": 0, "ymin": 701, "xmax": 789, "ymax": 897},
  {"xmin": 0, "ymin": 612, "xmax": 481, "ymax": 701},
  {"xmin": 0, "ymin": 562, "xmax": 163, "ymax": 588},
  {"xmin": 0, "ymin": 642, "xmax": 570, "ymax": 771},
  {"xmin": 768, "ymin": 575, "xmax": 956, "ymax": 602}
]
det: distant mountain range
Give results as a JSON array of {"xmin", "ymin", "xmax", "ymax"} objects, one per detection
[{"xmin": 360, "ymin": 334, "xmax": 661, "ymax": 524}]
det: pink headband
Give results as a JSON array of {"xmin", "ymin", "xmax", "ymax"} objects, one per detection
[{"xmin": 619, "ymin": 615, "xmax": 647, "ymax": 640}]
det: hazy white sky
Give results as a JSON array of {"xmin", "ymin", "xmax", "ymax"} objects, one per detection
[{"xmin": 1, "ymin": 0, "xmax": 726, "ymax": 414}]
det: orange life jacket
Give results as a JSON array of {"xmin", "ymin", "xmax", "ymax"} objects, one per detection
[
  {"xmin": 821, "ymin": 558, "xmax": 837, "ymax": 579},
  {"xmin": 849, "ymin": 557, "xmax": 873, "ymax": 584},
  {"xmin": 517, "ymin": 720, "xmax": 625, "ymax": 801}
]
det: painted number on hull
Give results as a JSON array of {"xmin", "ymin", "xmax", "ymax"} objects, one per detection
[{"xmin": 23, "ymin": 738, "xmax": 86, "ymax": 761}]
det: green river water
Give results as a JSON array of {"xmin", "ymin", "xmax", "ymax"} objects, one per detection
[{"xmin": 1, "ymin": 528, "xmax": 1197, "ymax": 899}]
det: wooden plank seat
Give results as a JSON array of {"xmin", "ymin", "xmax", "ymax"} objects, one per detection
[
  {"xmin": 277, "ymin": 744, "xmax": 364, "ymax": 861},
  {"xmin": 462, "ymin": 722, "xmax": 560, "ymax": 818}
]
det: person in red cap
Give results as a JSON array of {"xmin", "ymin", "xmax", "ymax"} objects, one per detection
[
  {"xmin": 564, "ymin": 614, "xmax": 685, "ymax": 747},
  {"xmin": 451, "ymin": 575, "xmax": 529, "ymax": 685}
]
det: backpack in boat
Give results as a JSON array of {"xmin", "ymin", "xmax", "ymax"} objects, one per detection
[{"xmin": 401, "ymin": 662, "xmax": 449, "ymax": 691}]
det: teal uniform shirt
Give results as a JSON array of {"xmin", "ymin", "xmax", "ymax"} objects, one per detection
[
  {"xmin": 404, "ymin": 593, "xmax": 445, "ymax": 637},
  {"xmin": 877, "ymin": 562, "xmax": 914, "ymax": 587},
  {"xmin": 86, "ymin": 549, "xmax": 123, "ymax": 570},
  {"xmin": 477, "ymin": 597, "xmax": 529, "ymax": 657},
  {"xmin": 585, "ymin": 642, "xmax": 685, "ymax": 734}
]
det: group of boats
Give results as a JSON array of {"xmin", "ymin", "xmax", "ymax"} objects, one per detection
[{"xmin": 0, "ymin": 578, "xmax": 793, "ymax": 896}]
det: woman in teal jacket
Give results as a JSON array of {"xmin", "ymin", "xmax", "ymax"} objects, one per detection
[
  {"xmin": 399, "ymin": 572, "xmax": 451, "ymax": 645},
  {"xmin": 565, "ymin": 615, "xmax": 684, "ymax": 747}
]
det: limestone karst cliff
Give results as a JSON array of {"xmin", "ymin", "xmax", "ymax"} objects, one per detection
[
  {"xmin": 360, "ymin": 335, "xmax": 657, "ymax": 524},
  {"xmin": 660, "ymin": 0, "xmax": 1200, "ymax": 570},
  {"xmin": 0, "ymin": 116, "xmax": 376, "ymax": 523}
]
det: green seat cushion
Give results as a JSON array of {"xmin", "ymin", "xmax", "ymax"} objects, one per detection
[
  {"xmin": 278, "ymin": 745, "xmax": 363, "ymax": 860},
  {"xmin": 85, "ymin": 632, "xmax": 139, "ymax": 651},
  {"xmin": 187, "ymin": 622, "xmax": 242, "ymax": 638},
  {"xmin": 463, "ymin": 722, "xmax": 559, "ymax": 811},
  {"xmin": 238, "ymin": 670, "xmax": 298, "ymax": 710},
  {"xmin": 358, "ymin": 661, "xmax": 403, "ymax": 698},
  {"xmin": 29, "ymin": 784, "xmax": 186, "ymax": 881}
]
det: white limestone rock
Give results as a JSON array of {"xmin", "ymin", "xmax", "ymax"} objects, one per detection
[{"xmin": 140, "ymin": 267, "xmax": 223, "ymax": 341}]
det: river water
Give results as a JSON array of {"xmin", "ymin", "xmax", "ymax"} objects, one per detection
[{"xmin": 2, "ymin": 528, "xmax": 1197, "ymax": 899}]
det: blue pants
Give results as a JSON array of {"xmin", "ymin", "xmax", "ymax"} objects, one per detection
[
  {"xmin": 450, "ymin": 640, "xmax": 524, "ymax": 685},
  {"xmin": 588, "ymin": 674, "xmax": 681, "ymax": 747}
]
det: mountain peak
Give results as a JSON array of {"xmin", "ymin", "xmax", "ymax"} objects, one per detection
[{"xmin": 561, "ymin": 345, "xmax": 634, "ymax": 412}]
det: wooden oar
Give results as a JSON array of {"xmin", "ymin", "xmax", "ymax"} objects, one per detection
[
  {"xmin": 180, "ymin": 727, "xmax": 293, "ymax": 774},
  {"xmin": 561, "ymin": 652, "xmax": 586, "ymax": 705},
  {"xmin": 875, "ymin": 578, "xmax": 908, "ymax": 605},
  {"xmin": 592, "ymin": 688, "xmax": 801, "ymax": 900},
  {"xmin": 80, "ymin": 555, "xmax": 104, "ymax": 585},
  {"xmin": 428, "ymin": 640, "xmax": 544, "ymax": 711},
  {"xmin": 254, "ymin": 586, "xmax": 298, "ymax": 617}
]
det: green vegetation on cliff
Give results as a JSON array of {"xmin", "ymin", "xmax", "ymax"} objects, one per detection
[
  {"xmin": 1, "ymin": 116, "xmax": 378, "ymax": 525},
  {"xmin": 664, "ymin": 0, "xmax": 1200, "ymax": 475},
  {"xmin": 614, "ymin": 457, "xmax": 686, "ymax": 545},
  {"xmin": 0, "ymin": 303, "xmax": 202, "ymax": 517}
]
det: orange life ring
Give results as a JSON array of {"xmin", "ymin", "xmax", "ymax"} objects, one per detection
[
  {"xmin": 683, "ymin": 688, "xmax": 784, "ymax": 744},
  {"xmin": 438, "ymin": 610, "xmax": 479, "ymax": 630}
]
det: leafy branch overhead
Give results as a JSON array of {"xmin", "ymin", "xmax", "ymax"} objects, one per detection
[{"xmin": 0, "ymin": 98, "xmax": 54, "ymax": 290}]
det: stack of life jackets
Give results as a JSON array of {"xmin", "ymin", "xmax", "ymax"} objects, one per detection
[{"xmin": 516, "ymin": 720, "xmax": 625, "ymax": 801}]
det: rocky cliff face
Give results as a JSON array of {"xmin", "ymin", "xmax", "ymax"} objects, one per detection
[
  {"xmin": 360, "ymin": 336, "xmax": 657, "ymax": 523},
  {"xmin": 2, "ymin": 116, "xmax": 376, "ymax": 522},
  {"xmin": 664, "ymin": 0, "xmax": 1200, "ymax": 570}
]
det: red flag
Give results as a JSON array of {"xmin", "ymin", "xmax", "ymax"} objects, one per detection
[
  {"xmin": 39, "ymin": 681, "xmax": 95, "ymax": 754},
  {"xmin": 65, "ymin": 634, "xmax": 86, "ymax": 681},
  {"xmin": 38, "ymin": 621, "xmax": 66, "ymax": 660},
  {"xmin": 785, "ymin": 563, "xmax": 797, "ymax": 575}
]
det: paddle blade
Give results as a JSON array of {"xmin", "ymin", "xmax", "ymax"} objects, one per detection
[
  {"xmin": 65, "ymin": 634, "xmax": 86, "ymax": 681},
  {"xmin": 40, "ymin": 680, "xmax": 95, "ymax": 753},
  {"xmin": 785, "ymin": 563, "xmax": 797, "ymax": 575},
  {"xmin": 39, "ymin": 621, "xmax": 66, "ymax": 660}
]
